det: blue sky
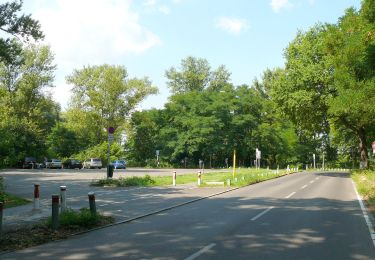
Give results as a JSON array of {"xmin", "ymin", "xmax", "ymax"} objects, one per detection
[{"xmin": 23, "ymin": 0, "xmax": 361, "ymax": 111}]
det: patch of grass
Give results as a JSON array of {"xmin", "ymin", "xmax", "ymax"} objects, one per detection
[
  {"xmin": 91, "ymin": 168, "xmax": 294, "ymax": 187},
  {"xmin": 0, "ymin": 208, "xmax": 114, "ymax": 252},
  {"xmin": 352, "ymin": 170, "xmax": 375, "ymax": 216},
  {"xmin": 0, "ymin": 176, "xmax": 30, "ymax": 208},
  {"xmin": 91, "ymin": 175, "xmax": 155, "ymax": 187}
]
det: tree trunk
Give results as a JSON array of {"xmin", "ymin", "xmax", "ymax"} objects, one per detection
[{"xmin": 358, "ymin": 127, "xmax": 368, "ymax": 169}]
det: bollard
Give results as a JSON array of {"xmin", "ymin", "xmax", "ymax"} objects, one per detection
[
  {"xmin": 234, "ymin": 177, "xmax": 238, "ymax": 182},
  {"xmin": 51, "ymin": 195, "xmax": 59, "ymax": 230},
  {"xmin": 33, "ymin": 184, "xmax": 40, "ymax": 210},
  {"xmin": 0, "ymin": 201, "xmax": 3, "ymax": 234},
  {"xmin": 241, "ymin": 176, "xmax": 245, "ymax": 181},
  {"xmin": 277, "ymin": 166, "xmax": 279, "ymax": 174},
  {"xmin": 226, "ymin": 179, "xmax": 231, "ymax": 186},
  {"xmin": 60, "ymin": 186, "xmax": 67, "ymax": 213},
  {"xmin": 88, "ymin": 192, "xmax": 96, "ymax": 216},
  {"xmin": 173, "ymin": 171, "xmax": 176, "ymax": 186},
  {"xmin": 197, "ymin": 171, "xmax": 202, "ymax": 186}
]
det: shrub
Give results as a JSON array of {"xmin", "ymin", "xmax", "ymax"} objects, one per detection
[{"xmin": 48, "ymin": 208, "xmax": 99, "ymax": 229}]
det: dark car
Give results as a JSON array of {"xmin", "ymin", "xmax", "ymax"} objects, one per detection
[
  {"xmin": 63, "ymin": 159, "xmax": 83, "ymax": 169},
  {"xmin": 22, "ymin": 157, "xmax": 37, "ymax": 169}
]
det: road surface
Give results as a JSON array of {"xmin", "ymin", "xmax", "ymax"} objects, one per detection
[{"xmin": 2, "ymin": 171, "xmax": 374, "ymax": 259}]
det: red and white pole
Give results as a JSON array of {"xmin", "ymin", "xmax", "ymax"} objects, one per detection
[
  {"xmin": 60, "ymin": 186, "xmax": 67, "ymax": 212},
  {"xmin": 173, "ymin": 171, "xmax": 176, "ymax": 186},
  {"xmin": 197, "ymin": 171, "xmax": 202, "ymax": 186},
  {"xmin": 33, "ymin": 184, "xmax": 40, "ymax": 210}
]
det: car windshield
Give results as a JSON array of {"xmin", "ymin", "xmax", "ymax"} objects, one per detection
[
  {"xmin": 93, "ymin": 158, "xmax": 101, "ymax": 162},
  {"xmin": 52, "ymin": 159, "xmax": 61, "ymax": 162}
]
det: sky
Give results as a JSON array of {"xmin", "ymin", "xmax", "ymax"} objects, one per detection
[{"xmin": 22, "ymin": 0, "xmax": 361, "ymax": 111}]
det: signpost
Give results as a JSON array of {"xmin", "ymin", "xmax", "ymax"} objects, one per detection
[
  {"xmin": 255, "ymin": 148, "xmax": 261, "ymax": 170},
  {"xmin": 156, "ymin": 150, "xmax": 160, "ymax": 167},
  {"xmin": 107, "ymin": 127, "xmax": 115, "ymax": 178}
]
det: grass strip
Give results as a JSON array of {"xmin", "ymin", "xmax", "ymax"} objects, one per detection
[
  {"xmin": 351, "ymin": 170, "xmax": 375, "ymax": 217},
  {"xmin": 0, "ymin": 176, "xmax": 30, "ymax": 208},
  {"xmin": 0, "ymin": 208, "xmax": 114, "ymax": 252},
  {"xmin": 91, "ymin": 168, "xmax": 293, "ymax": 187}
]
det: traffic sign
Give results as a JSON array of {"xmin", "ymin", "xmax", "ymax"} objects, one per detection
[
  {"xmin": 108, "ymin": 127, "xmax": 115, "ymax": 134},
  {"xmin": 108, "ymin": 133, "xmax": 114, "ymax": 142}
]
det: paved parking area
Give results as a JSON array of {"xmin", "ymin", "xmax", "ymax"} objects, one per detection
[{"xmin": 0, "ymin": 168, "xmax": 230, "ymax": 231}]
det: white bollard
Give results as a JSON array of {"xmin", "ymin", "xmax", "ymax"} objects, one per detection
[
  {"xmin": 33, "ymin": 184, "xmax": 40, "ymax": 210},
  {"xmin": 60, "ymin": 186, "xmax": 67, "ymax": 212},
  {"xmin": 197, "ymin": 171, "xmax": 202, "ymax": 186},
  {"xmin": 173, "ymin": 171, "xmax": 176, "ymax": 186}
]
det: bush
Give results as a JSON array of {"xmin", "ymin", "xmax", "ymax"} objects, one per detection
[
  {"xmin": 48, "ymin": 208, "xmax": 99, "ymax": 229},
  {"xmin": 91, "ymin": 175, "xmax": 155, "ymax": 187}
]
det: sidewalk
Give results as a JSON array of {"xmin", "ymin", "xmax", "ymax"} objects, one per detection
[{"xmin": 2, "ymin": 183, "xmax": 232, "ymax": 232}]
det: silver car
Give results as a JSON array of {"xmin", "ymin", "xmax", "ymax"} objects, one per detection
[
  {"xmin": 83, "ymin": 158, "xmax": 102, "ymax": 169},
  {"xmin": 45, "ymin": 159, "xmax": 62, "ymax": 169}
]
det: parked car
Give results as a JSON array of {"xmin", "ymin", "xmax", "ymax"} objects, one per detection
[
  {"xmin": 21, "ymin": 157, "xmax": 37, "ymax": 169},
  {"xmin": 83, "ymin": 158, "xmax": 102, "ymax": 169},
  {"xmin": 45, "ymin": 159, "xmax": 63, "ymax": 169},
  {"xmin": 110, "ymin": 160, "xmax": 126, "ymax": 169},
  {"xmin": 63, "ymin": 159, "xmax": 82, "ymax": 169}
]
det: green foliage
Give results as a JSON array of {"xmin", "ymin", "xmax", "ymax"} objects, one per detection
[
  {"xmin": 92, "ymin": 175, "xmax": 155, "ymax": 187},
  {"xmin": 48, "ymin": 208, "xmax": 101, "ymax": 228},
  {"xmin": 165, "ymin": 56, "xmax": 231, "ymax": 94},
  {"xmin": 0, "ymin": 0, "xmax": 44, "ymax": 65},
  {"xmin": 352, "ymin": 170, "xmax": 375, "ymax": 213}
]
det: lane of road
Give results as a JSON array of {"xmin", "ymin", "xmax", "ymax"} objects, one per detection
[{"xmin": 2, "ymin": 171, "xmax": 374, "ymax": 259}]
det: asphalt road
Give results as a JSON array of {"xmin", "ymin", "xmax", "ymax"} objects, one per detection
[{"xmin": 2, "ymin": 171, "xmax": 375, "ymax": 259}]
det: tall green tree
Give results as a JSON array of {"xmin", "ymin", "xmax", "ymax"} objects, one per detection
[
  {"xmin": 0, "ymin": 0, "xmax": 43, "ymax": 65},
  {"xmin": 165, "ymin": 56, "xmax": 231, "ymax": 94},
  {"xmin": 66, "ymin": 64, "xmax": 158, "ymax": 147}
]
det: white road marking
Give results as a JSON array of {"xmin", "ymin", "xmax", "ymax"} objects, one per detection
[
  {"xmin": 310, "ymin": 180, "xmax": 315, "ymax": 184},
  {"xmin": 285, "ymin": 192, "xmax": 296, "ymax": 198},
  {"xmin": 301, "ymin": 184, "xmax": 308, "ymax": 189},
  {"xmin": 184, "ymin": 243, "xmax": 216, "ymax": 260},
  {"xmin": 251, "ymin": 206, "xmax": 274, "ymax": 221},
  {"xmin": 352, "ymin": 180, "xmax": 375, "ymax": 248},
  {"xmin": 315, "ymin": 177, "xmax": 320, "ymax": 180}
]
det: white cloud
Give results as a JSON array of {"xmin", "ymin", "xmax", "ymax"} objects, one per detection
[
  {"xmin": 143, "ymin": 0, "xmax": 157, "ymax": 7},
  {"xmin": 308, "ymin": 0, "xmax": 315, "ymax": 5},
  {"xmin": 216, "ymin": 17, "xmax": 249, "ymax": 35},
  {"xmin": 158, "ymin": 5, "xmax": 171, "ymax": 15},
  {"xmin": 270, "ymin": 0, "xmax": 293, "ymax": 13},
  {"xmin": 32, "ymin": 0, "xmax": 161, "ymax": 109}
]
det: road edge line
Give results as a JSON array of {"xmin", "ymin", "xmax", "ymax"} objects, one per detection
[{"xmin": 351, "ymin": 180, "xmax": 375, "ymax": 248}]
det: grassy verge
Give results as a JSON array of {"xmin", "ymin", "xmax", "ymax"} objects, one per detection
[
  {"xmin": 0, "ymin": 208, "xmax": 114, "ymax": 252},
  {"xmin": 351, "ymin": 170, "xmax": 375, "ymax": 216},
  {"xmin": 91, "ymin": 168, "xmax": 294, "ymax": 187},
  {"xmin": 0, "ymin": 176, "xmax": 30, "ymax": 208}
]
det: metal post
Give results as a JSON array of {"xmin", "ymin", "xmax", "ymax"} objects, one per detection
[
  {"xmin": 232, "ymin": 149, "xmax": 236, "ymax": 178},
  {"xmin": 0, "ymin": 201, "xmax": 3, "ymax": 234},
  {"xmin": 60, "ymin": 186, "xmax": 67, "ymax": 213},
  {"xmin": 313, "ymin": 153, "xmax": 316, "ymax": 169},
  {"xmin": 197, "ymin": 171, "xmax": 202, "ymax": 186},
  {"xmin": 51, "ymin": 195, "xmax": 59, "ymax": 230},
  {"xmin": 33, "ymin": 184, "xmax": 40, "ymax": 210},
  {"xmin": 322, "ymin": 153, "xmax": 325, "ymax": 171},
  {"xmin": 88, "ymin": 192, "xmax": 96, "ymax": 215},
  {"xmin": 173, "ymin": 171, "xmax": 176, "ymax": 186}
]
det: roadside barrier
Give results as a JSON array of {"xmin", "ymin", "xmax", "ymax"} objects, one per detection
[
  {"xmin": 60, "ymin": 186, "xmax": 67, "ymax": 213},
  {"xmin": 197, "ymin": 171, "xmax": 202, "ymax": 186},
  {"xmin": 51, "ymin": 195, "xmax": 59, "ymax": 230},
  {"xmin": 173, "ymin": 171, "xmax": 176, "ymax": 186},
  {"xmin": 88, "ymin": 192, "xmax": 96, "ymax": 215},
  {"xmin": 33, "ymin": 184, "xmax": 40, "ymax": 210}
]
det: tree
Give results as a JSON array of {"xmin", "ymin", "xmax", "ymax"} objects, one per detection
[
  {"xmin": 270, "ymin": 1, "xmax": 375, "ymax": 168},
  {"xmin": 66, "ymin": 64, "xmax": 158, "ymax": 147},
  {"xmin": 0, "ymin": 0, "xmax": 44, "ymax": 65},
  {"xmin": 0, "ymin": 43, "xmax": 59, "ymax": 165},
  {"xmin": 165, "ymin": 56, "xmax": 231, "ymax": 94}
]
